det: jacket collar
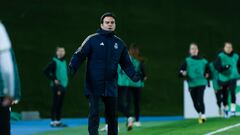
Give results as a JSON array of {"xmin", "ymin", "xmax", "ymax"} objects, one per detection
[{"xmin": 96, "ymin": 28, "xmax": 115, "ymax": 36}]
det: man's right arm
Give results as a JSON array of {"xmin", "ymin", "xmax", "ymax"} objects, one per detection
[{"xmin": 69, "ymin": 36, "xmax": 92, "ymax": 76}]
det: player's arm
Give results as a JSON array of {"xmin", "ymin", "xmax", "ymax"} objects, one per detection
[
  {"xmin": 214, "ymin": 56, "xmax": 230, "ymax": 72},
  {"xmin": 119, "ymin": 47, "xmax": 141, "ymax": 82},
  {"xmin": 69, "ymin": 36, "xmax": 92, "ymax": 76},
  {"xmin": 178, "ymin": 60, "xmax": 187, "ymax": 77},
  {"xmin": 43, "ymin": 60, "xmax": 56, "ymax": 81},
  {"xmin": 205, "ymin": 62, "xmax": 211, "ymax": 87},
  {"xmin": 208, "ymin": 63, "xmax": 214, "ymax": 80},
  {"xmin": 205, "ymin": 62, "xmax": 210, "ymax": 78},
  {"xmin": 237, "ymin": 53, "xmax": 240, "ymax": 73},
  {"xmin": 140, "ymin": 62, "xmax": 147, "ymax": 81}
]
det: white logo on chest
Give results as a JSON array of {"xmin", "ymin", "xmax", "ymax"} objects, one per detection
[
  {"xmin": 100, "ymin": 42, "xmax": 104, "ymax": 46},
  {"xmin": 114, "ymin": 43, "xmax": 118, "ymax": 49}
]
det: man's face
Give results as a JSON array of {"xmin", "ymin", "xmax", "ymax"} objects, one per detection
[
  {"xmin": 100, "ymin": 16, "xmax": 116, "ymax": 32},
  {"xmin": 224, "ymin": 43, "xmax": 233, "ymax": 54},
  {"xmin": 56, "ymin": 48, "xmax": 66, "ymax": 58},
  {"xmin": 189, "ymin": 44, "xmax": 199, "ymax": 56}
]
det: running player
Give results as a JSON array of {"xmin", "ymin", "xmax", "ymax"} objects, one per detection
[
  {"xmin": 209, "ymin": 61, "xmax": 224, "ymax": 116},
  {"xmin": 179, "ymin": 43, "xmax": 209, "ymax": 124},
  {"xmin": 214, "ymin": 42, "xmax": 240, "ymax": 118}
]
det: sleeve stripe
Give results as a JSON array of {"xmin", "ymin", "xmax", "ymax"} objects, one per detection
[{"xmin": 75, "ymin": 33, "xmax": 99, "ymax": 54}]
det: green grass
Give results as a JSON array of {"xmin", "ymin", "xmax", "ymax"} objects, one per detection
[{"xmin": 34, "ymin": 117, "xmax": 240, "ymax": 135}]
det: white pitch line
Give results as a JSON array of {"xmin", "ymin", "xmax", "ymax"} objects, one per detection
[{"xmin": 204, "ymin": 123, "xmax": 240, "ymax": 135}]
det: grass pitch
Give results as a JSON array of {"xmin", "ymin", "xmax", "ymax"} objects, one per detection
[{"xmin": 34, "ymin": 117, "xmax": 240, "ymax": 135}]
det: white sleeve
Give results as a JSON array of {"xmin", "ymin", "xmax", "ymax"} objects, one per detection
[
  {"xmin": 0, "ymin": 22, "xmax": 11, "ymax": 51},
  {"xmin": 0, "ymin": 50, "xmax": 15, "ymax": 98}
]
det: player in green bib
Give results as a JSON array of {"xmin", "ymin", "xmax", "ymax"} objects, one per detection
[
  {"xmin": 44, "ymin": 47, "xmax": 69, "ymax": 127},
  {"xmin": 214, "ymin": 42, "xmax": 240, "ymax": 118},
  {"xmin": 209, "ymin": 62, "xmax": 224, "ymax": 116},
  {"xmin": 179, "ymin": 43, "xmax": 209, "ymax": 124},
  {"xmin": 126, "ymin": 45, "xmax": 147, "ymax": 129}
]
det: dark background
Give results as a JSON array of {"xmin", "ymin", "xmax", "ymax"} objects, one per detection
[{"xmin": 1, "ymin": 0, "xmax": 240, "ymax": 117}]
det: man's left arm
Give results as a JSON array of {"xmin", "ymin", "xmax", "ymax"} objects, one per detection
[{"xmin": 119, "ymin": 46, "xmax": 141, "ymax": 82}]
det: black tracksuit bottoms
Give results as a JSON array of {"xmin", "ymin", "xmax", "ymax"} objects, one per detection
[
  {"xmin": 118, "ymin": 86, "xmax": 130, "ymax": 118},
  {"xmin": 126, "ymin": 87, "xmax": 142, "ymax": 122},
  {"xmin": 51, "ymin": 85, "xmax": 65, "ymax": 121},
  {"xmin": 218, "ymin": 79, "xmax": 237, "ymax": 106},
  {"xmin": 189, "ymin": 86, "xmax": 205, "ymax": 114},
  {"xmin": 87, "ymin": 95, "xmax": 118, "ymax": 135},
  {"xmin": 215, "ymin": 89, "xmax": 225, "ymax": 108}
]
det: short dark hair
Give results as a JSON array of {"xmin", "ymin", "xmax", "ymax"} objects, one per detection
[{"xmin": 100, "ymin": 12, "xmax": 116, "ymax": 24}]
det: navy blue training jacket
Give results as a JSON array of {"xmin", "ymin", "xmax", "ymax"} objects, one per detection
[{"xmin": 69, "ymin": 28, "xmax": 140, "ymax": 97}]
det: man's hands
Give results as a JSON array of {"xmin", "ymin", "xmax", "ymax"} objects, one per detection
[
  {"xmin": 2, "ymin": 96, "xmax": 13, "ymax": 107},
  {"xmin": 54, "ymin": 80, "xmax": 60, "ymax": 85},
  {"xmin": 180, "ymin": 70, "xmax": 187, "ymax": 76}
]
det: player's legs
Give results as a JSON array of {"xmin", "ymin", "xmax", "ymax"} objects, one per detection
[
  {"xmin": 229, "ymin": 79, "xmax": 237, "ymax": 114},
  {"xmin": 190, "ymin": 86, "xmax": 206, "ymax": 124},
  {"xmin": 215, "ymin": 89, "xmax": 224, "ymax": 116},
  {"xmin": 0, "ymin": 102, "xmax": 10, "ymax": 135},
  {"xmin": 51, "ymin": 86, "xmax": 58, "ymax": 122},
  {"xmin": 56, "ymin": 90, "xmax": 65, "ymax": 122},
  {"xmin": 189, "ymin": 87, "xmax": 201, "ymax": 113},
  {"xmin": 196, "ymin": 86, "xmax": 205, "ymax": 115},
  {"xmin": 132, "ymin": 87, "xmax": 141, "ymax": 122},
  {"xmin": 118, "ymin": 86, "xmax": 130, "ymax": 118},
  {"xmin": 126, "ymin": 87, "xmax": 134, "ymax": 130},
  {"xmin": 102, "ymin": 96, "xmax": 118, "ymax": 135},
  {"xmin": 221, "ymin": 85, "xmax": 230, "ymax": 118},
  {"xmin": 215, "ymin": 90, "xmax": 222, "ymax": 108},
  {"xmin": 88, "ymin": 95, "xmax": 100, "ymax": 135}
]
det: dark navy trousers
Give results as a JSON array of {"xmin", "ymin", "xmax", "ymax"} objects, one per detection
[{"xmin": 87, "ymin": 95, "xmax": 118, "ymax": 135}]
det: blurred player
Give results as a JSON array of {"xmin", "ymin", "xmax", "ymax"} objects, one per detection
[
  {"xmin": 0, "ymin": 21, "xmax": 21, "ymax": 135},
  {"xmin": 127, "ymin": 44, "xmax": 147, "ymax": 128},
  {"xmin": 69, "ymin": 12, "xmax": 141, "ymax": 135},
  {"xmin": 117, "ymin": 65, "xmax": 134, "ymax": 131},
  {"xmin": 179, "ymin": 43, "xmax": 209, "ymax": 124},
  {"xmin": 209, "ymin": 61, "xmax": 224, "ymax": 116},
  {"xmin": 44, "ymin": 47, "xmax": 68, "ymax": 127},
  {"xmin": 214, "ymin": 42, "xmax": 240, "ymax": 118}
]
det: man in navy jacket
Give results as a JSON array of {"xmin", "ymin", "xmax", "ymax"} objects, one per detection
[{"xmin": 69, "ymin": 12, "xmax": 141, "ymax": 135}]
